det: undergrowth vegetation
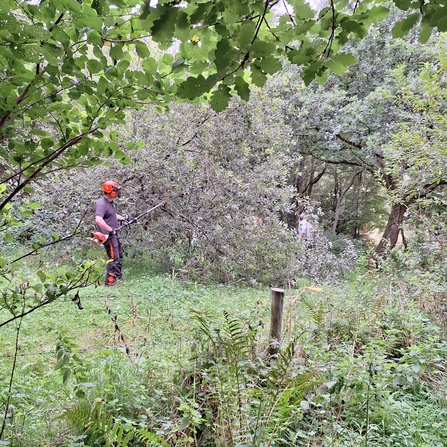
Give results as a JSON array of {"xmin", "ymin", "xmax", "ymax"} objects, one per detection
[{"xmin": 1, "ymin": 247, "xmax": 447, "ymax": 446}]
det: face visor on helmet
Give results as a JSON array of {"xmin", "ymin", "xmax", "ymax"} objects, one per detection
[{"xmin": 102, "ymin": 181, "xmax": 121, "ymax": 199}]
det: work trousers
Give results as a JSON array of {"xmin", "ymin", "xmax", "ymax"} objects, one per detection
[{"xmin": 103, "ymin": 235, "xmax": 123, "ymax": 286}]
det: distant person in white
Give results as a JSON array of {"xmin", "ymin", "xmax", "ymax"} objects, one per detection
[{"xmin": 297, "ymin": 214, "xmax": 313, "ymax": 241}]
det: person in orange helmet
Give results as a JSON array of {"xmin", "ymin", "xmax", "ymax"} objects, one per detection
[{"xmin": 95, "ymin": 181, "xmax": 127, "ymax": 286}]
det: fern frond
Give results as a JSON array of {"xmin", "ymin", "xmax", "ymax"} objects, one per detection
[{"xmin": 134, "ymin": 428, "xmax": 168, "ymax": 446}]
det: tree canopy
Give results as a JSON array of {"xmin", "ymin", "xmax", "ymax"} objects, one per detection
[{"xmin": 1, "ymin": 0, "xmax": 444, "ymax": 219}]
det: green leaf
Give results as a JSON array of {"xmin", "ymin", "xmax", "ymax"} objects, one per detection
[
  {"xmin": 435, "ymin": 14, "xmax": 447, "ymax": 31},
  {"xmin": 418, "ymin": 19, "xmax": 433, "ymax": 43},
  {"xmin": 136, "ymin": 89, "xmax": 151, "ymax": 100},
  {"xmin": 292, "ymin": 1, "xmax": 316, "ymax": 20},
  {"xmin": 250, "ymin": 64, "xmax": 267, "ymax": 87},
  {"xmin": 249, "ymin": 40, "xmax": 276, "ymax": 58},
  {"xmin": 62, "ymin": 368, "xmax": 72, "ymax": 385},
  {"xmin": 179, "ymin": 416, "xmax": 190, "ymax": 430},
  {"xmin": 60, "ymin": 0, "xmax": 82, "ymax": 13},
  {"xmin": 215, "ymin": 39, "xmax": 238, "ymax": 72},
  {"xmin": 235, "ymin": 21, "xmax": 256, "ymax": 49},
  {"xmin": 210, "ymin": 84, "xmax": 231, "ymax": 112},
  {"xmin": 235, "ymin": 76, "xmax": 250, "ymax": 101},
  {"xmin": 340, "ymin": 20, "xmax": 368, "ymax": 38},
  {"xmin": 41, "ymin": 138, "xmax": 54, "ymax": 150},
  {"xmin": 91, "ymin": 0, "xmax": 108, "ymax": 16},
  {"xmin": 175, "ymin": 11, "xmax": 190, "ymax": 41},
  {"xmin": 76, "ymin": 16, "xmax": 103, "ymax": 31},
  {"xmin": 110, "ymin": 43, "xmax": 123, "ymax": 61},
  {"xmin": 51, "ymin": 27, "xmax": 71, "ymax": 49},
  {"xmin": 177, "ymin": 75, "xmax": 212, "ymax": 100},
  {"xmin": 256, "ymin": 56, "xmax": 283, "ymax": 75},
  {"xmin": 29, "ymin": 202, "xmax": 41, "ymax": 210},
  {"xmin": 331, "ymin": 52, "xmax": 357, "ymax": 68},
  {"xmin": 134, "ymin": 40, "xmax": 150, "ymax": 58},
  {"xmin": 139, "ymin": 1, "xmax": 152, "ymax": 20},
  {"xmin": 392, "ymin": 13, "xmax": 420, "ymax": 38},
  {"xmin": 54, "ymin": 354, "xmax": 69, "ymax": 370},
  {"xmin": 294, "ymin": 20, "xmax": 314, "ymax": 35},
  {"xmin": 87, "ymin": 59, "xmax": 103, "ymax": 74},
  {"xmin": 41, "ymin": 46, "xmax": 59, "ymax": 66},
  {"xmin": 327, "ymin": 59, "xmax": 349, "ymax": 76},
  {"xmin": 365, "ymin": 6, "xmax": 390, "ymax": 24},
  {"xmin": 151, "ymin": 6, "xmax": 177, "ymax": 43},
  {"xmin": 394, "ymin": 0, "xmax": 413, "ymax": 11},
  {"xmin": 37, "ymin": 270, "xmax": 46, "ymax": 282},
  {"xmin": 287, "ymin": 42, "xmax": 316, "ymax": 65},
  {"xmin": 301, "ymin": 60, "xmax": 325, "ymax": 85}
]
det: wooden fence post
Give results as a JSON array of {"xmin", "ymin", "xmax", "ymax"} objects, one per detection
[{"xmin": 269, "ymin": 287, "xmax": 284, "ymax": 356}]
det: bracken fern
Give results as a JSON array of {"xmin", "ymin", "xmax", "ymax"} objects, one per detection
[{"xmin": 175, "ymin": 310, "xmax": 320, "ymax": 446}]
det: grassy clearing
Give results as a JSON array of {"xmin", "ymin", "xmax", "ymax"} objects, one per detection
[{"xmin": 1, "ymin": 259, "xmax": 447, "ymax": 446}]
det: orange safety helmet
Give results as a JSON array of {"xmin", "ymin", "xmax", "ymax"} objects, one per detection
[{"xmin": 102, "ymin": 180, "xmax": 121, "ymax": 198}]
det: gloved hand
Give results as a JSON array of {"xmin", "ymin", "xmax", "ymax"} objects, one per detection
[{"xmin": 122, "ymin": 217, "xmax": 132, "ymax": 227}]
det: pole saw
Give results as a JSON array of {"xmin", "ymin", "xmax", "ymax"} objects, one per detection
[{"xmin": 92, "ymin": 199, "xmax": 169, "ymax": 245}]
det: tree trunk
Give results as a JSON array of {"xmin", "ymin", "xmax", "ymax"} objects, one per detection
[{"xmin": 375, "ymin": 202, "xmax": 407, "ymax": 255}]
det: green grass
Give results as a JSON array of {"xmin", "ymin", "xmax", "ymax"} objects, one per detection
[
  {"xmin": 1, "ymin": 262, "xmax": 274, "ymax": 445},
  {"xmin": 1, "ymin": 259, "xmax": 447, "ymax": 446}
]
